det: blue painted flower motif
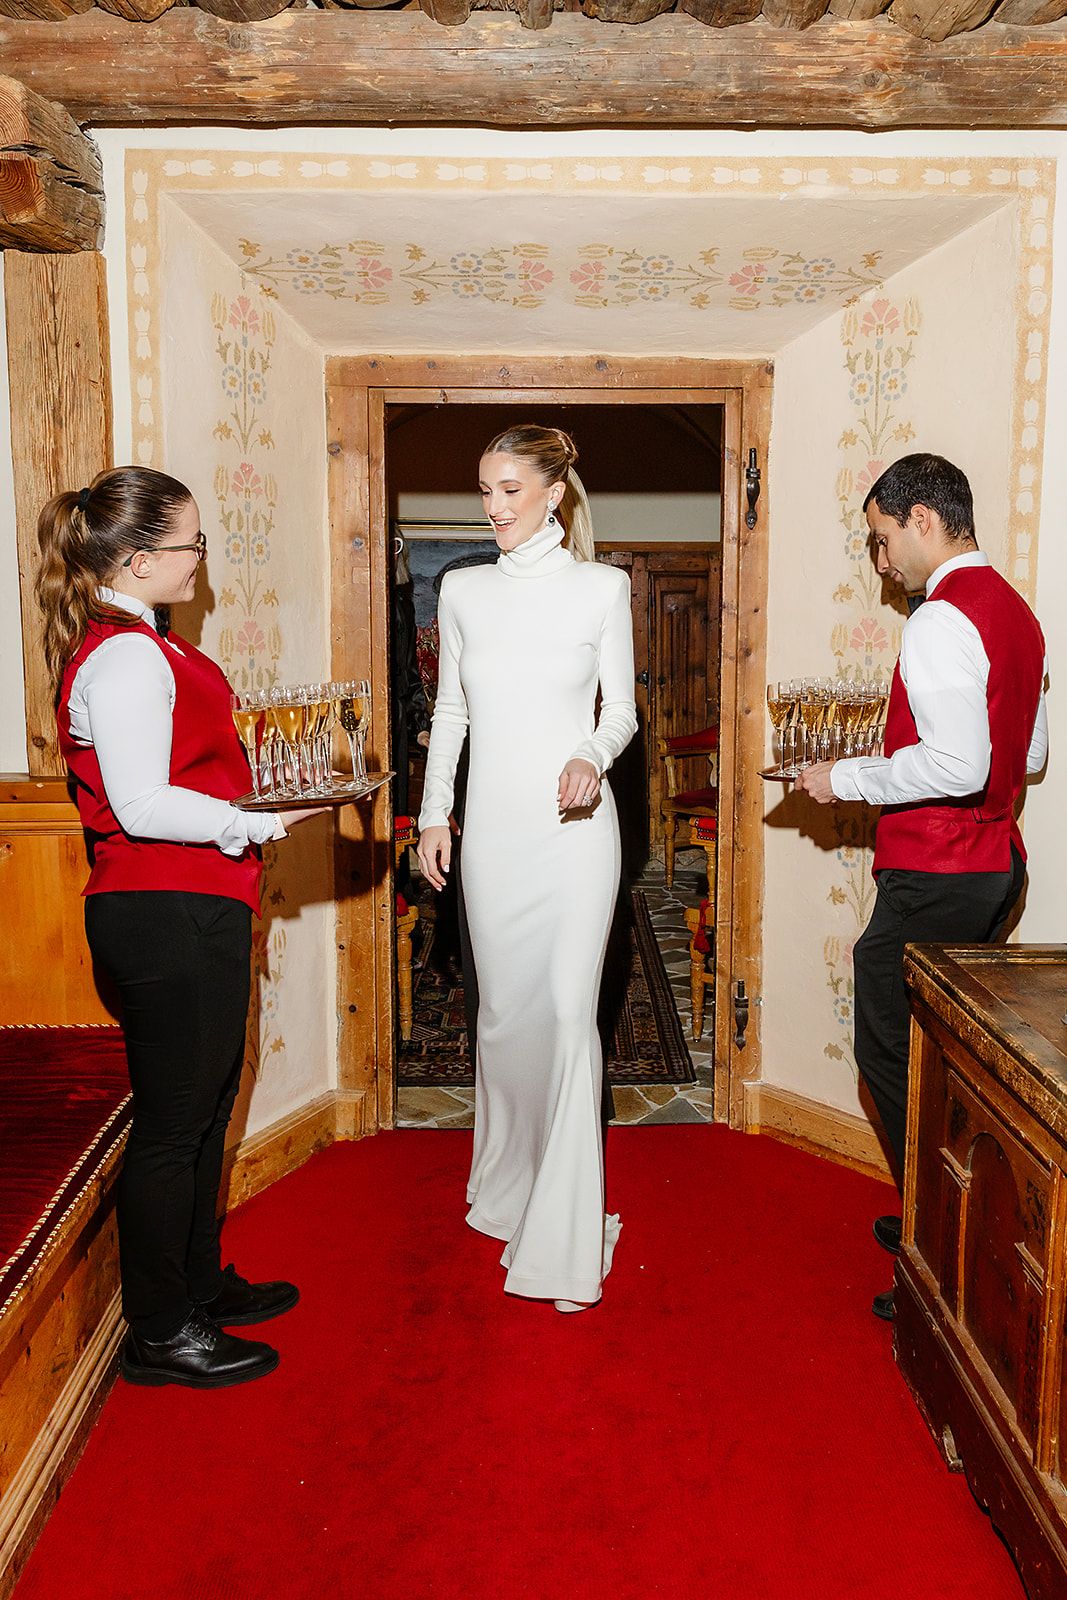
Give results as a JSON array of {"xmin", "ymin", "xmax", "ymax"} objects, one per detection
[
  {"xmin": 221, "ymin": 365, "xmax": 243, "ymax": 399},
  {"xmin": 794, "ymin": 283, "xmax": 827, "ymax": 303},
  {"xmin": 849, "ymin": 373, "xmax": 875, "ymax": 405},
  {"xmin": 637, "ymin": 280, "xmax": 670, "ymax": 301},
  {"xmin": 880, "ymin": 369, "xmax": 908, "ymax": 401},
  {"xmin": 225, "ymin": 533, "xmax": 245, "ymax": 564},
  {"xmin": 292, "ymin": 275, "xmax": 326, "ymax": 295},
  {"xmin": 640, "ymin": 255, "xmax": 674, "ymax": 276},
  {"xmin": 286, "ymin": 249, "xmax": 325, "ymax": 270},
  {"xmin": 452, "ymin": 279, "xmax": 484, "ymax": 298},
  {"xmin": 801, "ymin": 257, "xmax": 835, "ymax": 279},
  {"xmin": 450, "ymin": 253, "xmax": 483, "ymax": 274},
  {"xmin": 250, "ymin": 530, "xmax": 270, "ymax": 566}
]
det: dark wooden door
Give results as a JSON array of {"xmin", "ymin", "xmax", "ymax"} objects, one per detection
[{"xmin": 597, "ymin": 543, "xmax": 720, "ymax": 864}]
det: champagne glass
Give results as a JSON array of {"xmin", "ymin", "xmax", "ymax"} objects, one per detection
[
  {"xmin": 798, "ymin": 686, "xmax": 823, "ymax": 771},
  {"xmin": 766, "ymin": 682, "xmax": 787, "ymax": 774},
  {"xmin": 230, "ymin": 691, "xmax": 263, "ymax": 798},
  {"xmin": 332, "ymin": 679, "xmax": 366, "ymax": 790},
  {"xmin": 351, "ymin": 679, "xmax": 371, "ymax": 787},
  {"xmin": 270, "ymin": 687, "xmax": 306, "ymax": 797},
  {"xmin": 781, "ymin": 680, "xmax": 802, "ymax": 777}
]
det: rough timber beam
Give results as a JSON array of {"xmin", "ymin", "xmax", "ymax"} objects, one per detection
[
  {"xmin": 0, "ymin": 11, "xmax": 1065, "ymax": 128},
  {"xmin": 0, "ymin": 76, "xmax": 104, "ymax": 251}
]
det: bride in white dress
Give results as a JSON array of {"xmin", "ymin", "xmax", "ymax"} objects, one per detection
[{"xmin": 417, "ymin": 425, "xmax": 637, "ymax": 1313}]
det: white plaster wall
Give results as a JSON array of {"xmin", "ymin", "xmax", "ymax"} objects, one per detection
[
  {"xmin": 160, "ymin": 200, "xmax": 334, "ymax": 1140},
  {"xmin": 0, "ymin": 253, "xmax": 27, "ymax": 772},
  {"xmin": 762, "ymin": 207, "xmax": 1020, "ymax": 1117},
  {"xmin": 1016, "ymin": 158, "xmax": 1067, "ymax": 945}
]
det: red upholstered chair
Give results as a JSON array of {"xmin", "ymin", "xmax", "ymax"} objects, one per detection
[
  {"xmin": 657, "ymin": 725, "xmax": 718, "ymax": 889},
  {"xmin": 394, "ymin": 816, "xmax": 420, "ymax": 1043}
]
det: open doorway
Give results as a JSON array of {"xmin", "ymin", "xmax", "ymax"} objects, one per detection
[{"xmin": 386, "ymin": 400, "xmax": 723, "ymax": 1127}]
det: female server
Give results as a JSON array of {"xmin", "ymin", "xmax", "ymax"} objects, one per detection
[{"xmin": 37, "ymin": 467, "xmax": 319, "ymax": 1388}]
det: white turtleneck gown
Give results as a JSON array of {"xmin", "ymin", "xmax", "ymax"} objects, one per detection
[{"xmin": 419, "ymin": 520, "xmax": 637, "ymax": 1303}]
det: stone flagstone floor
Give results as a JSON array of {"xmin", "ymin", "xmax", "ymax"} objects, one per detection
[{"xmin": 397, "ymin": 863, "xmax": 715, "ymax": 1129}]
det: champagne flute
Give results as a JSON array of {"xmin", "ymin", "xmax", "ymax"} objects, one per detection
[
  {"xmin": 351, "ymin": 679, "xmax": 371, "ymax": 787},
  {"xmin": 230, "ymin": 691, "xmax": 263, "ymax": 798},
  {"xmin": 270, "ymin": 688, "xmax": 306, "ymax": 797},
  {"xmin": 781, "ymin": 681, "xmax": 802, "ymax": 777},
  {"xmin": 766, "ymin": 682, "xmax": 787, "ymax": 774},
  {"xmin": 332, "ymin": 679, "xmax": 365, "ymax": 790}
]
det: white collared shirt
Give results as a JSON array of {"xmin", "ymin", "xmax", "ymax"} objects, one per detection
[
  {"xmin": 831, "ymin": 551, "xmax": 1048, "ymax": 807},
  {"xmin": 66, "ymin": 590, "xmax": 283, "ymax": 855}
]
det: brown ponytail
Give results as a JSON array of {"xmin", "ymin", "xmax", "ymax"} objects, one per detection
[
  {"xmin": 483, "ymin": 423, "xmax": 596, "ymax": 563},
  {"xmin": 35, "ymin": 466, "xmax": 193, "ymax": 694}
]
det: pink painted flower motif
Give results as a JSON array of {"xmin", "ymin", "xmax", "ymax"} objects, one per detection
[
  {"xmin": 237, "ymin": 619, "xmax": 267, "ymax": 658},
  {"xmin": 850, "ymin": 617, "xmax": 890, "ymax": 653},
  {"xmin": 231, "ymin": 463, "xmax": 263, "ymax": 498},
  {"xmin": 518, "ymin": 259, "xmax": 553, "ymax": 292},
  {"xmin": 229, "ymin": 295, "xmax": 260, "ymax": 334},
  {"xmin": 570, "ymin": 261, "xmax": 607, "ymax": 294},
  {"xmin": 355, "ymin": 257, "xmax": 392, "ymax": 292},
  {"xmin": 855, "ymin": 460, "xmax": 886, "ymax": 497},
  {"xmin": 728, "ymin": 262, "xmax": 768, "ymax": 296},
  {"xmin": 859, "ymin": 297, "xmax": 901, "ymax": 339}
]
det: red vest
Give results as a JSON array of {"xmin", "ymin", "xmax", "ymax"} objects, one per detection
[
  {"xmin": 873, "ymin": 564, "xmax": 1045, "ymax": 875},
  {"xmin": 58, "ymin": 618, "xmax": 261, "ymax": 912}
]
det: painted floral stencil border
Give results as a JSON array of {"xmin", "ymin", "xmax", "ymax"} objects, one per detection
[{"xmin": 127, "ymin": 151, "xmax": 1054, "ymax": 599}]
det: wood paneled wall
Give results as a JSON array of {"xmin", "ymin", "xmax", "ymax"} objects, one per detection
[
  {"xmin": 3, "ymin": 251, "xmax": 112, "ymax": 777},
  {"xmin": 0, "ymin": 779, "xmax": 116, "ymax": 1024}
]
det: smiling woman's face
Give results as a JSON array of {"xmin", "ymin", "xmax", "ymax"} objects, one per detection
[{"xmin": 478, "ymin": 451, "xmax": 564, "ymax": 553}]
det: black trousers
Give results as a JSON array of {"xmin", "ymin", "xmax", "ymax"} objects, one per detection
[
  {"xmin": 85, "ymin": 891, "xmax": 252, "ymax": 1339},
  {"xmin": 853, "ymin": 845, "xmax": 1025, "ymax": 1182}
]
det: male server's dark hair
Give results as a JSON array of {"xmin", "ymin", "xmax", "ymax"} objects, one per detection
[{"xmin": 863, "ymin": 453, "xmax": 975, "ymax": 541}]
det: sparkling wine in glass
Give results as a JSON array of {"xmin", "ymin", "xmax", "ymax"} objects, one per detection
[{"xmin": 230, "ymin": 692, "xmax": 263, "ymax": 798}]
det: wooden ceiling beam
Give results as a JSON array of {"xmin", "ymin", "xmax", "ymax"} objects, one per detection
[
  {"xmin": 0, "ymin": 12, "xmax": 1066, "ymax": 128},
  {"xmin": 0, "ymin": 75, "xmax": 104, "ymax": 252}
]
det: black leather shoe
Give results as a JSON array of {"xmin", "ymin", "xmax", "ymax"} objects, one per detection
[
  {"xmin": 874, "ymin": 1215, "xmax": 902, "ymax": 1255},
  {"xmin": 197, "ymin": 1263, "xmax": 300, "ymax": 1326},
  {"xmin": 120, "ymin": 1308, "xmax": 278, "ymax": 1388},
  {"xmin": 872, "ymin": 1289, "xmax": 896, "ymax": 1322}
]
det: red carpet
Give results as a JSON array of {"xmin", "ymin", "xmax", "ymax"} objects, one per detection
[{"xmin": 16, "ymin": 1127, "xmax": 1023, "ymax": 1600}]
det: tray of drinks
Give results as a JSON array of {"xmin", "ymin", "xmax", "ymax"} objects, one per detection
[
  {"xmin": 764, "ymin": 677, "xmax": 888, "ymax": 779},
  {"xmin": 233, "ymin": 772, "xmax": 393, "ymax": 812}
]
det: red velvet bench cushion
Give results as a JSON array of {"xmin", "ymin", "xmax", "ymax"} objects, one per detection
[{"xmin": 0, "ymin": 1025, "xmax": 130, "ymax": 1316}]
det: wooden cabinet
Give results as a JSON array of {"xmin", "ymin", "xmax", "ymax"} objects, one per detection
[{"xmin": 899, "ymin": 945, "xmax": 1067, "ymax": 1600}]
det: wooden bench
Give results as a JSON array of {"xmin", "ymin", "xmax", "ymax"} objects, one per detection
[{"xmin": 0, "ymin": 1024, "xmax": 129, "ymax": 1600}]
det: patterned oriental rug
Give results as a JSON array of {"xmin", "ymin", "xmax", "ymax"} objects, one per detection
[{"xmin": 399, "ymin": 888, "xmax": 694, "ymax": 1088}]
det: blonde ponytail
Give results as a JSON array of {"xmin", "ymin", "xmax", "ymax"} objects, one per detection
[{"xmin": 558, "ymin": 467, "xmax": 595, "ymax": 564}]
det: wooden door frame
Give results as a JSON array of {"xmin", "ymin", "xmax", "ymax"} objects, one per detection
[{"xmin": 325, "ymin": 354, "xmax": 772, "ymax": 1132}]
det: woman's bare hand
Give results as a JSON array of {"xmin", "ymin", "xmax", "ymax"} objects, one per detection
[
  {"xmin": 558, "ymin": 758, "xmax": 601, "ymax": 812},
  {"xmin": 417, "ymin": 824, "xmax": 452, "ymax": 890}
]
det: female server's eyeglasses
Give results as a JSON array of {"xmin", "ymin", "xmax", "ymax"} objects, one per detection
[{"xmin": 122, "ymin": 532, "xmax": 207, "ymax": 567}]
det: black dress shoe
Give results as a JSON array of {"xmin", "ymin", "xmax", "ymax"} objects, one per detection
[
  {"xmin": 197, "ymin": 1263, "xmax": 300, "ymax": 1326},
  {"xmin": 874, "ymin": 1215, "xmax": 902, "ymax": 1255},
  {"xmin": 872, "ymin": 1289, "xmax": 896, "ymax": 1322},
  {"xmin": 120, "ymin": 1308, "xmax": 278, "ymax": 1389}
]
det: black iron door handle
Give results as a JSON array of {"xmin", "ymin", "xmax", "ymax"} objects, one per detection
[
  {"xmin": 733, "ymin": 980, "xmax": 750, "ymax": 1050},
  {"xmin": 635, "ymin": 670, "xmax": 650, "ymax": 687}
]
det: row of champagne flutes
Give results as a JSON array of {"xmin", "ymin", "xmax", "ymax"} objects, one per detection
[
  {"xmin": 230, "ymin": 680, "xmax": 371, "ymax": 799},
  {"xmin": 766, "ymin": 678, "xmax": 889, "ymax": 778}
]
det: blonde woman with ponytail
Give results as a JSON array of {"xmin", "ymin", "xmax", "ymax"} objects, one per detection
[
  {"xmin": 37, "ymin": 466, "xmax": 320, "ymax": 1391},
  {"xmin": 417, "ymin": 424, "xmax": 637, "ymax": 1314}
]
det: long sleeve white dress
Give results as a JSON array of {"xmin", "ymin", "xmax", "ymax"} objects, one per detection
[{"xmin": 418, "ymin": 518, "xmax": 638, "ymax": 1304}]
